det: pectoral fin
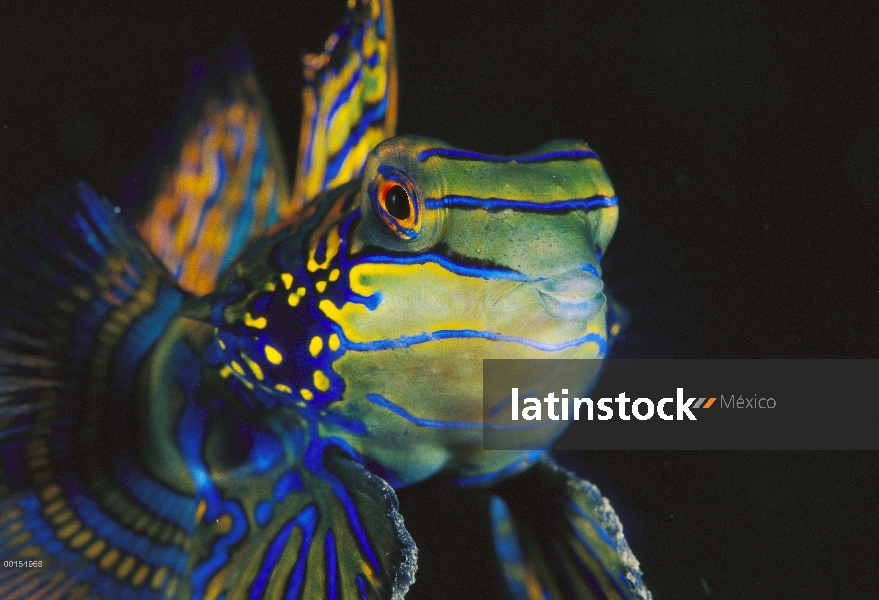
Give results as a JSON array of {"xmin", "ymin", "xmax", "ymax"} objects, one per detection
[
  {"xmin": 489, "ymin": 456, "xmax": 651, "ymax": 600},
  {"xmin": 189, "ymin": 448, "xmax": 417, "ymax": 600}
]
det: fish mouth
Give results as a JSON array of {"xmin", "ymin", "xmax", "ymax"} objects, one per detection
[{"xmin": 534, "ymin": 269, "xmax": 605, "ymax": 322}]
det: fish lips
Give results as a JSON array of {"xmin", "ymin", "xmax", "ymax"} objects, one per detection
[{"xmin": 534, "ymin": 270, "xmax": 606, "ymax": 322}]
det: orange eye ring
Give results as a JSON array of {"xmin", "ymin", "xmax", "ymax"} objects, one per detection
[{"xmin": 370, "ymin": 166, "xmax": 421, "ymax": 239}]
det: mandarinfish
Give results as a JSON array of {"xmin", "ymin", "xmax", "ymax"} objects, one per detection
[{"xmin": 0, "ymin": 1, "xmax": 650, "ymax": 598}]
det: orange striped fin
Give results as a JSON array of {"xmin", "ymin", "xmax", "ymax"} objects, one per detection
[{"xmin": 133, "ymin": 48, "xmax": 292, "ymax": 294}]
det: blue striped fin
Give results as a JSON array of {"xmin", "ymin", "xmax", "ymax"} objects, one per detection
[
  {"xmin": 489, "ymin": 455, "xmax": 652, "ymax": 600},
  {"xmin": 0, "ymin": 183, "xmax": 200, "ymax": 599},
  {"xmin": 186, "ymin": 448, "xmax": 416, "ymax": 599}
]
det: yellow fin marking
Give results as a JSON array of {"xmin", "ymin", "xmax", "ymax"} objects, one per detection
[
  {"xmin": 275, "ymin": 384, "xmax": 292, "ymax": 394},
  {"xmin": 328, "ymin": 333, "xmax": 341, "ymax": 351},
  {"xmin": 242, "ymin": 353, "xmax": 264, "ymax": 381},
  {"xmin": 281, "ymin": 273, "xmax": 294, "ymax": 289},
  {"xmin": 329, "ymin": 268, "xmax": 340, "ymax": 282},
  {"xmin": 231, "ymin": 361, "xmax": 245, "ymax": 376},
  {"xmin": 307, "ymin": 227, "xmax": 342, "ymax": 272},
  {"xmin": 84, "ymin": 539, "xmax": 107, "ymax": 560},
  {"xmin": 316, "ymin": 280, "xmax": 327, "ymax": 293},
  {"xmin": 244, "ymin": 313, "xmax": 267, "ymax": 329},
  {"xmin": 301, "ymin": 389, "xmax": 314, "ymax": 401},
  {"xmin": 309, "ymin": 337, "xmax": 323, "ymax": 357},
  {"xmin": 99, "ymin": 547, "xmax": 121, "ymax": 570},
  {"xmin": 264, "ymin": 345, "xmax": 283, "ymax": 365},
  {"xmin": 314, "ymin": 370, "xmax": 330, "ymax": 392}
]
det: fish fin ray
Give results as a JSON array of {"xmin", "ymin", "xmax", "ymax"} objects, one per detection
[
  {"xmin": 126, "ymin": 45, "xmax": 293, "ymax": 294},
  {"xmin": 0, "ymin": 184, "xmax": 198, "ymax": 599},
  {"xmin": 192, "ymin": 446, "xmax": 416, "ymax": 599},
  {"xmin": 489, "ymin": 455, "xmax": 651, "ymax": 600},
  {"xmin": 292, "ymin": 0, "xmax": 397, "ymax": 205}
]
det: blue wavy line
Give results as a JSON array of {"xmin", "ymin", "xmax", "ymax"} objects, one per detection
[
  {"xmin": 424, "ymin": 195, "xmax": 618, "ymax": 212},
  {"xmin": 365, "ymin": 393, "xmax": 482, "ymax": 429},
  {"xmin": 353, "ymin": 252, "xmax": 533, "ymax": 281},
  {"xmin": 418, "ymin": 148, "xmax": 600, "ymax": 163},
  {"xmin": 348, "ymin": 331, "xmax": 607, "ymax": 354}
]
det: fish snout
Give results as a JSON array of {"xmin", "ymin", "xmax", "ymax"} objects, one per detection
[{"xmin": 534, "ymin": 269, "xmax": 605, "ymax": 321}]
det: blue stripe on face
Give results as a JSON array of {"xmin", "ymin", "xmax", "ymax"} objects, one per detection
[
  {"xmin": 365, "ymin": 394, "xmax": 553, "ymax": 432},
  {"xmin": 325, "ymin": 529, "xmax": 339, "ymax": 600},
  {"xmin": 417, "ymin": 148, "xmax": 600, "ymax": 163},
  {"xmin": 346, "ymin": 331, "xmax": 608, "ymax": 355},
  {"xmin": 365, "ymin": 394, "xmax": 482, "ymax": 429},
  {"xmin": 353, "ymin": 252, "xmax": 533, "ymax": 281},
  {"xmin": 423, "ymin": 195, "xmax": 618, "ymax": 212}
]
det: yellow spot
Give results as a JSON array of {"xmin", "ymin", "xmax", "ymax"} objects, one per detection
[
  {"xmin": 288, "ymin": 293, "xmax": 300, "ymax": 307},
  {"xmin": 69, "ymin": 529, "xmax": 94, "ymax": 550},
  {"xmin": 151, "ymin": 566, "xmax": 169, "ymax": 592},
  {"xmin": 329, "ymin": 268, "xmax": 340, "ymax": 282},
  {"xmin": 99, "ymin": 547, "xmax": 121, "ymax": 570},
  {"xmin": 264, "ymin": 345, "xmax": 283, "ymax": 365},
  {"xmin": 196, "ymin": 500, "xmax": 206, "ymax": 522},
  {"xmin": 219, "ymin": 366, "xmax": 232, "ymax": 379},
  {"xmin": 57, "ymin": 519, "xmax": 81, "ymax": 539},
  {"xmin": 281, "ymin": 273, "xmax": 294, "ymax": 289},
  {"xmin": 41, "ymin": 484, "xmax": 61, "ymax": 502},
  {"xmin": 313, "ymin": 370, "xmax": 330, "ymax": 392},
  {"xmin": 244, "ymin": 313, "xmax": 267, "ymax": 329},
  {"xmin": 84, "ymin": 539, "xmax": 106, "ymax": 560},
  {"xmin": 307, "ymin": 227, "xmax": 342, "ymax": 271},
  {"xmin": 315, "ymin": 281, "xmax": 327, "ymax": 293},
  {"xmin": 231, "ymin": 361, "xmax": 245, "ymax": 376},
  {"xmin": 264, "ymin": 282, "xmax": 276, "ymax": 291},
  {"xmin": 328, "ymin": 334, "xmax": 340, "ymax": 351},
  {"xmin": 217, "ymin": 337, "xmax": 226, "ymax": 350},
  {"xmin": 166, "ymin": 577, "xmax": 179, "ymax": 597},
  {"xmin": 44, "ymin": 499, "xmax": 64, "ymax": 516},
  {"xmin": 116, "ymin": 554, "xmax": 136, "ymax": 580},
  {"xmin": 610, "ymin": 323, "xmax": 621, "ymax": 336},
  {"xmin": 300, "ymin": 389, "xmax": 314, "ymax": 401},
  {"xmin": 132, "ymin": 563, "xmax": 150, "ymax": 587},
  {"xmin": 297, "ymin": 286, "xmax": 306, "ymax": 296},
  {"xmin": 275, "ymin": 384, "xmax": 292, "ymax": 394},
  {"xmin": 309, "ymin": 337, "xmax": 323, "ymax": 357},
  {"xmin": 242, "ymin": 353, "xmax": 264, "ymax": 381},
  {"xmin": 216, "ymin": 514, "xmax": 233, "ymax": 534}
]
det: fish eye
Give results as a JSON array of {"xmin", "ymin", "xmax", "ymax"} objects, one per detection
[
  {"xmin": 370, "ymin": 167, "xmax": 421, "ymax": 240},
  {"xmin": 384, "ymin": 185, "xmax": 410, "ymax": 220}
]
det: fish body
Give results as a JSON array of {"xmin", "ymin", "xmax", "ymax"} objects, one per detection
[{"xmin": 0, "ymin": 1, "xmax": 651, "ymax": 598}]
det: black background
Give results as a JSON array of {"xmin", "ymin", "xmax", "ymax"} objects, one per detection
[{"xmin": 2, "ymin": 0, "xmax": 877, "ymax": 598}]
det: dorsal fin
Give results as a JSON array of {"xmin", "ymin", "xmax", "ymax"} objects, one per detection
[
  {"xmin": 291, "ymin": 0, "xmax": 398, "ymax": 205},
  {"xmin": 129, "ymin": 46, "xmax": 293, "ymax": 295},
  {"xmin": 128, "ymin": 1, "xmax": 397, "ymax": 296}
]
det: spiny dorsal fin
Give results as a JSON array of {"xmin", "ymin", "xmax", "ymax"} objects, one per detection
[{"xmin": 292, "ymin": 0, "xmax": 398, "ymax": 205}]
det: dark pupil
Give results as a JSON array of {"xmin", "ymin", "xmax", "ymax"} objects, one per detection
[{"xmin": 385, "ymin": 185, "xmax": 411, "ymax": 220}]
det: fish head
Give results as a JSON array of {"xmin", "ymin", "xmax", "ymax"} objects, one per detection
[{"xmin": 194, "ymin": 135, "xmax": 618, "ymax": 485}]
